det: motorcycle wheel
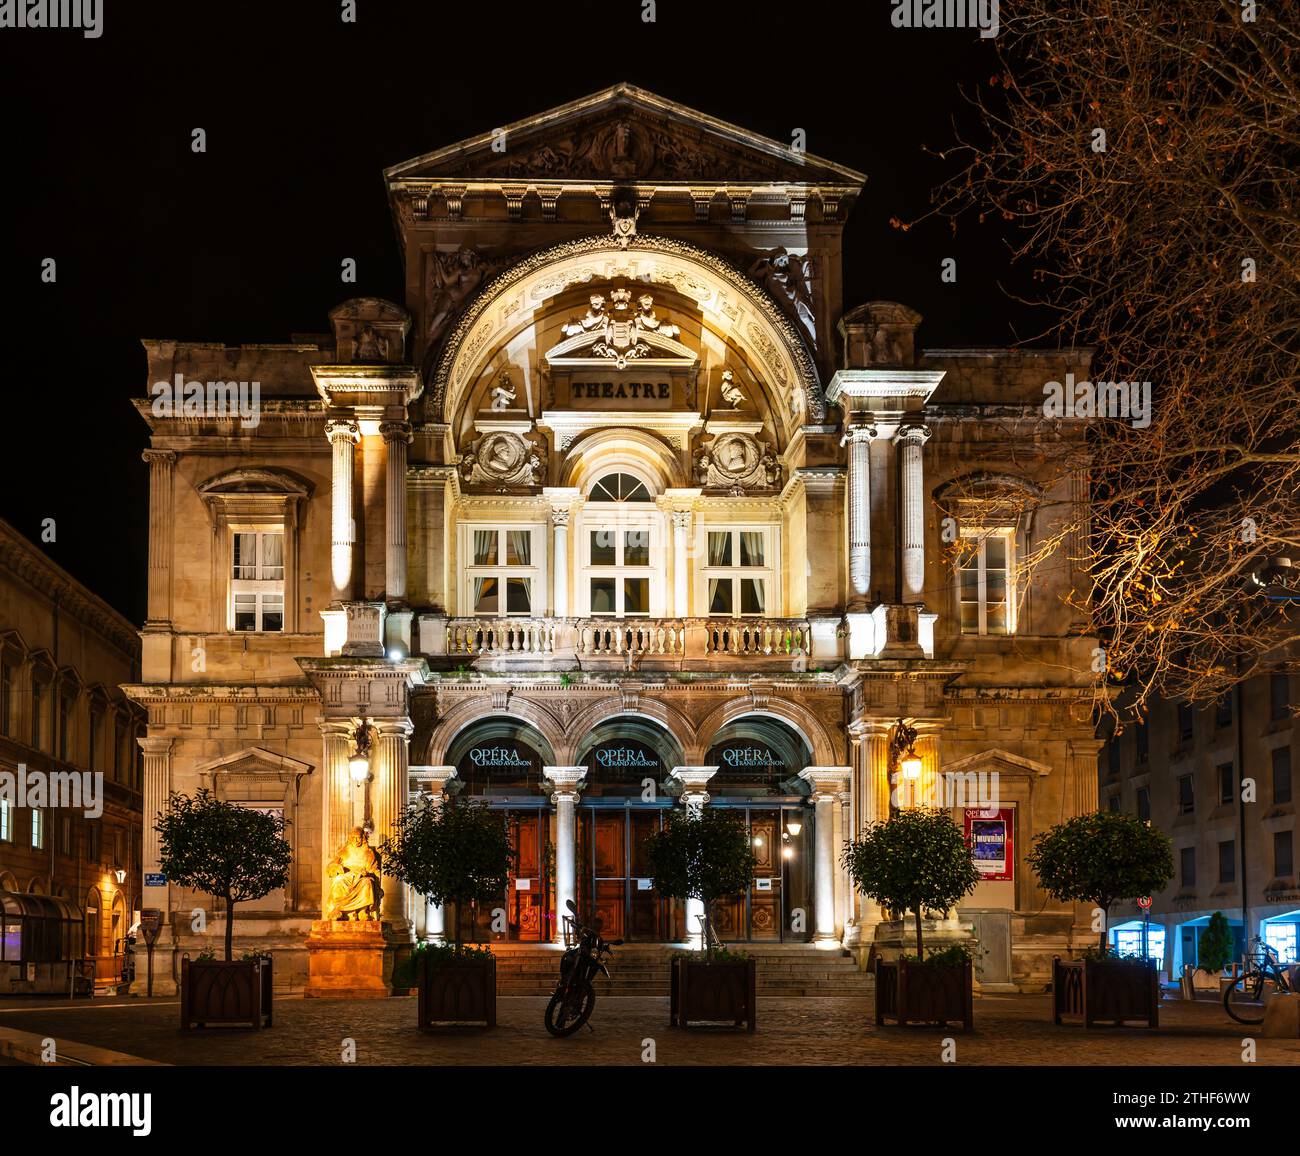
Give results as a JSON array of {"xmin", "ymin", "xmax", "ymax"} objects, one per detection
[{"xmin": 545, "ymin": 979, "xmax": 596, "ymax": 1037}]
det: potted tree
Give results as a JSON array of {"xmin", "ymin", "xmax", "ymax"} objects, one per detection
[
  {"xmin": 380, "ymin": 796, "xmax": 513, "ymax": 1029},
  {"xmin": 646, "ymin": 808, "xmax": 758, "ymax": 1031},
  {"xmin": 843, "ymin": 807, "xmax": 981, "ymax": 1031},
  {"xmin": 156, "ymin": 789, "xmax": 291, "ymax": 1030},
  {"xmin": 1027, "ymin": 810, "xmax": 1173, "ymax": 1028},
  {"xmin": 1196, "ymin": 910, "xmax": 1237, "ymax": 999}
]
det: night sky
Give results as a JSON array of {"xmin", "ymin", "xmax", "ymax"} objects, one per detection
[{"xmin": 0, "ymin": 0, "xmax": 1033, "ymax": 624}]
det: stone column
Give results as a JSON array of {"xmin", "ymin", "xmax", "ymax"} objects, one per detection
[
  {"xmin": 132, "ymin": 736, "xmax": 175, "ymax": 995},
  {"xmin": 671, "ymin": 766, "xmax": 718, "ymax": 948},
  {"xmin": 410, "ymin": 766, "xmax": 458, "ymax": 942},
  {"xmin": 543, "ymin": 767, "xmax": 586, "ymax": 943},
  {"xmin": 895, "ymin": 424, "xmax": 931, "ymax": 604},
  {"xmin": 671, "ymin": 509, "xmax": 692, "ymax": 617},
  {"xmin": 799, "ymin": 767, "xmax": 852, "ymax": 949},
  {"xmin": 841, "ymin": 423, "xmax": 877, "ymax": 602},
  {"xmin": 859, "ymin": 727, "xmax": 893, "ymax": 928},
  {"xmin": 371, "ymin": 717, "xmax": 414, "ymax": 929},
  {"xmin": 318, "ymin": 720, "xmax": 356, "ymax": 919},
  {"xmin": 380, "ymin": 421, "xmax": 413, "ymax": 602},
  {"xmin": 326, "ymin": 419, "xmax": 360, "ymax": 603},
  {"xmin": 142, "ymin": 450, "xmax": 176, "ymax": 626},
  {"xmin": 551, "ymin": 508, "xmax": 570, "ymax": 617}
]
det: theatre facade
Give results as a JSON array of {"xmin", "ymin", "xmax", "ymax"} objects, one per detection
[{"xmin": 127, "ymin": 84, "xmax": 1101, "ymax": 994}]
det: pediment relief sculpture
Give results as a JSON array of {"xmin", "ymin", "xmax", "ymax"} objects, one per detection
[
  {"xmin": 459, "ymin": 429, "xmax": 546, "ymax": 488},
  {"xmin": 749, "ymin": 247, "xmax": 816, "ymax": 347},
  {"xmin": 693, "ymin": 431, "xmax": 782, "ymax": 492},
  {"xmin": 422, "ymin": 245, "xmax": 506, "ymax": 376},
  {"xmin": 548, "ymin": 288, "xmax": 692, "ymax": 370}
]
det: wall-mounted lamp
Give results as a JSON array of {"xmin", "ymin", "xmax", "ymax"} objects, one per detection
[
  {"xmin": 349, "ymin": 718, "xmax": 374, "ymax": 782},
  {"xmin": 785, "ymin": 819, "xmax": 803, "ymax": 838},
  {"xmin": 113, "ymin": 867, "xmax": 126, "ymax": 885},
  {"xmin": 890, "ymin": 718, "xmax": 923, "ymax": 781}
]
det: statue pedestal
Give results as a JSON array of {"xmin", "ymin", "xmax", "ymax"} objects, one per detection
[{"xmin": 304, "ymin": 920, "xmax": 410, "ymax": 999}]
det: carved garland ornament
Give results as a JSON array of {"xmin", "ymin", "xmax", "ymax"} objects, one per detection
[{"xmin": 429, "ymin": 233, "xmax": 824, "ymax": 424}]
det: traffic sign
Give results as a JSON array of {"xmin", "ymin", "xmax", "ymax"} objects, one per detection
[{"xmin": 1137, "ymin": 896, "xmax": 1152, "ymax": 909}]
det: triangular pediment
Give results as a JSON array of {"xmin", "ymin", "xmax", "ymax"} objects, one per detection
[{"xmin": 385, "ymin": 83, "xmax": 865, "ymax": 187}]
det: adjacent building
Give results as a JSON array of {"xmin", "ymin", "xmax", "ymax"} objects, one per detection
[
  {"xmin": 0, "ymin": 519, "xmax": 144, "ymax": 994},
  {"xmin": 127, "ymin": 84, "xmax": 1102, "ymax": 994},
  {"xmin": 1100, "ymin": 673, "xmax": 1299, "ymax": 975}
]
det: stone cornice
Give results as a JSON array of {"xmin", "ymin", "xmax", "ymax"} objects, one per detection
[
  {"xmin": 122, "ymin": 684, "xmax": 320, "ymax": 704},
  {"xmin": 0, "ymin": 519, "xmax": 139, "ymax": 659}
]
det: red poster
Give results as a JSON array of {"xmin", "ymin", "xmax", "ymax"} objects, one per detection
[{"xmin": 965, "ymin": 807, "xmax": 1014, "ymax": 882}]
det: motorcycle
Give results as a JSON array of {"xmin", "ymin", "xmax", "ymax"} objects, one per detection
[{"xmin": 545, "ymin": 898, "xmax": 622, "ymax": 1037}]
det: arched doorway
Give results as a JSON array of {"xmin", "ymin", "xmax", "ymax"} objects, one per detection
[
  {"xmin": 703, "ymin": 716, "xmax": 815, "ymax": 943},
  {"xmin": 446, "ymin": 718, "xmax": 556, "ymax": 942},
  {"xmin": 574, "ymin": 717, "xmax": 685, "ymax": 941}
]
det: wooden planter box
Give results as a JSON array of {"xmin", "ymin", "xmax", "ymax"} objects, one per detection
[
  {"xmin": 875, "ymin": 958, "xmax": 973, "ymax": 1031},
  {"xmin": 180, "ymin": 956, "xmax": 273, "ymax": 1030},
  {"xmin": 670, "ymin": 957, "xmax": 756, "ymax": 1031},
  {"xmin": 417, "ymin": 953, "xmax": 496, "ymax": 1029},
  {"xmin": 1053, "ymin": 956, "xmax": 1159, "ymax": 1028}
]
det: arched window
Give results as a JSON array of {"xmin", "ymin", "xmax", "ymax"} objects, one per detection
[{"xmin": 587, "ymin": 472, "xmax": 652, "ymax": 503}]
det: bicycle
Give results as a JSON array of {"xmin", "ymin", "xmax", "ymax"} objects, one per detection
[{"xmin": 1222, "ymin": 936, "xmax": 1296, "ymax": 1025}]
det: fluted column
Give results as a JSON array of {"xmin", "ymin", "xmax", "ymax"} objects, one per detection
[
  {"xmin": 326, "ymin": 419, "xmax": 360, "ymax": 602},
  {"xmin": 799, "ymin": 767, "xmax": 852, "ymax": 949},
  {"xmin": 411, "ymin": 766, "xmax": 458, "ymax": 942},
  {"xmin": 861, "ymin": 728, "xmax": 893, "ymax": 926},
  {"xmin": 139, "ymin": 736, "xmax": 174, "ymax": 906},
  {"xmin": 381, "ymin": 421, "xmax": 413, "ymax": 602},
  {"xmin": 841, "ymin": 423, "xmax": 877, "ymax": 601},
  {"xmin": 142, "ymin": 450, "xmax": 176, "ymax": 626},
  {"xmin": 371, "ymin": 718, "xmax": 414, "ymax": 928},
  {"xmin": 895, "ymin": 424, "xmax": 931, "ymax": 603},
  {"xmin": 551, "ymin": 508, "xmax": 570, "ymax": 617},
  {"xmin": 543, "ymin": 767, "xmax": 586, "ymax": 943},
  {"xmin": 671, "ymin": 510, "xmax": 692, "ymax": 617},
  {"xmin": 318, "ymin": 721, "xmax": 355, "ymax": 918},
  {"xmin": 671, "ymin": 766, "xmax": 718, "ymax": 947}
]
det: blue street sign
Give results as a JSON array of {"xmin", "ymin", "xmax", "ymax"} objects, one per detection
[{"xmin": 145, "ymin": 873, "xmax": 167, "ymax": 887}]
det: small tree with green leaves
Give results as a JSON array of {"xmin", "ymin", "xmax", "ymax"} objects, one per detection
[
  {"xmin": 1027, "ymin": 811, "xmax": 1173, "ymax": 954},
  {"xmin": 379, "ymin": 797, "xmax": 513, "ymax": 952},
  {"xmin": 155, "ymin": 789, "xmax": 292, "ymax": 962},
  {"xmin": 644, "ymin": 808, "xmax": 756, "ymax": 958},
  {"xmin": 842, "ymin": 808, "xmax": 980, "ymax": 959},
  {"xmin": 1197, "ymin": 911, "xmax": 1235, "ymax": 975}
]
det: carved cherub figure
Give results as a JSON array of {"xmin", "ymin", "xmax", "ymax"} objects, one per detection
[{"xmin": 719, "ymin": 368, "xmax": 745, "ymax": 408}]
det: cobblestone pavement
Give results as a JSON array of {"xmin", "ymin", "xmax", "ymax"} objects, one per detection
[{"xmin": 0, "ymin": 994, "xmax": 1297, "ymax": 1066}]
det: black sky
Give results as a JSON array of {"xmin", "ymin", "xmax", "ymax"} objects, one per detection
[{"xmin": 0, "ymin": 0, "xmax": 1035, "ymax": 624}]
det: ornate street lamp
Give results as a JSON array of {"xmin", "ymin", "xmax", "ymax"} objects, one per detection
[
  {"xmin": 890, "ymin": 718, "xmax": 922, "ymax": 781},
  {"xmin": 349, "ymin": 718, "xmax": 374, "ymax": 783}
]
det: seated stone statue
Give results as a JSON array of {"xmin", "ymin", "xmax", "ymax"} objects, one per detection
[{"xmin": 325, "ymin": 827, "xmax": 382, "ymax": 921}]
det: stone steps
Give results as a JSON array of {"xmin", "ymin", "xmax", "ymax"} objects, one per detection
[{"xmin": 484, "ymin": 945, "xmax": 872, "ymax": 996}]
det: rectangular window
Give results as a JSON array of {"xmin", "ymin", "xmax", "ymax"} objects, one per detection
[
  {"xmin": 1215, "ymin": 693, "xmax": 1233, "ymax": 728},
  {"xmin": 1107, "ymin": 794, "xmax": 1120, "ymax": 813},
  {"xmin": 1218, "ymin": 839, "xmax": 1236, "ymax": 884},
  {"xmin": 1271, "ymin": 672, "xmax": 1290, "ymax": 721},
  {"xmin": 1180, "ymin": 846, "xmax": 1196, "ymax": 887},
  {"xmin": 0, "ymin": 798, "xmax": 10, "ymax": 842},
  {"xmin": 1106, "ymin": 739, "xmax": 1121, "ymax": 780},
  {"xmin": 1177, "ymin": 774, "xmax": 1195, "ymax": 815},
  {"xmin": 1274, "ymin": 746, "xmax": 1293, "ymax": 805},
  {"xmin": 30, "ymin": 808, "xmax": 43, "ymax": 850},
  {"xmin": 1217, "ymin": 764, "xmax": 1236, "ymax": 807},
  {"xmin": 958, "ymin": 530, "xmax": 1014, "ymax": 635},
  {"xmin": 88, "ymin": 710, "xmax": 99, "ymax": 772},
  {"xmin": 58, "ymin": 695, "xmax": 70, "ymax": 762},
  {"xmin": 59, "ymin": 814, "xmax": 72, "ymax": 857},
  {"xmin": 467, "ymin": 527, "xmax": 538, "ymax": 617},
  {"xmin": 586, "ymin": 526, "xmax": 652, "ymax": 617},
  {"xmin": 1177, "ymin": 702, "xmax": 1194, "ymax": 744},
  {"xmin": 31, "ymin": 680, "xmax": 42, "ymax": 749},
  {"xmin": 1264, "ymin": 922, "xmax": 1298, "ymax": 964},
  {"xmin": 1137, "ymin": 787, "xmax": 1151, "ymax": 823},
  {"xmin": 702, "ymin": 528, "xmax": 773, "ymax": 618},
  {"xmin": 1135, "ymin": 721, "xmax": 1149, "ymax": 765},
  {"xmin": 231, "ymin": 529, "xmax": 285, "ymax": 632},
  {"xmin": 1275, "ymin": 831, "xmax": 1295, "ymax": 877},
  {"xmin": 87, "ymin": 822, "xmax": 100, "ymax": 863}
]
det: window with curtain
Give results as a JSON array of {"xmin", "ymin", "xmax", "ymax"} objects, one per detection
[
  {"xmin": 231, "ymin": 529, "xmax": 285, "ymax": 632},
  {"xmin": 466, "ymin": 527, "xmax": 538, "ymax": 616},
  {"xmin": 958, "ymin": 529, "xmax": 1015, "ymax": 635},
  {"xmin": 702, "ymin": 528, "xmax": 772, "ymax": 617}
]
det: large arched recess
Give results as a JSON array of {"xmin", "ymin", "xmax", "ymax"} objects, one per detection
[{"xmin": 430, "ymin": 234, "xmax": 824, "ymax": 437}]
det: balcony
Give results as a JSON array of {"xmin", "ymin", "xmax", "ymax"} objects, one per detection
[{"xmin": 428, "ymin": 616, "xmax": 827, "ymax": 671}]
